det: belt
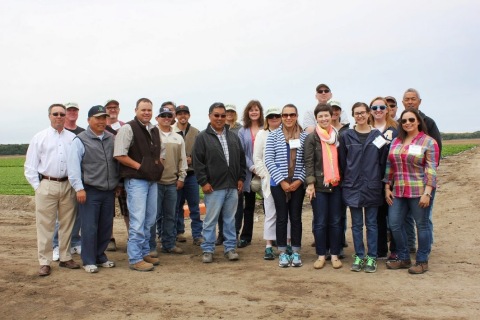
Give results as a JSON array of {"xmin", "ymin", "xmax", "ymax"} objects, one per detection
[{"xmin": 41, "ymin": 175, "xmax": 68, "ymax": 182}]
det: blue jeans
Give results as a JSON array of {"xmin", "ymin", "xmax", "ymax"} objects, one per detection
[
  {"xmin": 150, "ymin": 183, "xmax": 177, "ymax": 251},
  {"xmin": 311, "ymin": 188, "xmax": 342, "ymax": 256},
  {"xmin": 53, "ymin": 204, "xmax": 81, "ymax": 248},
  {"xmin": 405, "ymin": 211, "xmax": 417, "ymax": 249},
  {"xmin": 125, "ymin": 178, "xmax": 158, "ymax": 265},
  {"xmin": 389, "ymin": 197, "xmax": 432, "ymax": 262},
  {"xmin": 350, "ymin": 206, "xmax": 378, "ymax": 259},
  {"xmin": 79, "ymin": 186, "xmax": 115, "ymax": 265},
  {"xmin": 175, "ymin": 174, "xmax": 203, "ymax": 239},
  {"xmin": 201, "ymin": 188, "xmax": 238, "ymax": 253}
]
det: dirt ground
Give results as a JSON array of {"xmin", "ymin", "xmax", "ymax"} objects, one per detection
[{"xmin": 1, "ymin": 146, "xmax": 479, "ymax": 320}]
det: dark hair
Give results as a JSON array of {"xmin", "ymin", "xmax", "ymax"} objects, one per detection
[
  {"xmin": 397, "ymin": 108, "xmax": 428, "ymax": 142},
  {"xmin": 282, "ymin": 104, "xmax": 303, "ymax": 130},
  {"xmin": 242, "ymin": 100, "xmax": 264, "ymax": 128},
  {"xmin": 209, "ymin": 102, "xmax": 226, "ymax": 114},
  {"xmin": 48, "ymin": 104, "xmax": 66, "ymax": 115},
  {"xmin": 351, "ymin": 102, "xmax": 369, "ymax": 116},
  {"xmin": 161, "ymin": 101, "xmax": 176, "ymax": 108},
  {"xmin": 136, "ymin": 98, "xmax": 153, "ymax": 108},
  {"xmin": 314, "ymin": 103, "xmax": 333, "ymax": 117}
]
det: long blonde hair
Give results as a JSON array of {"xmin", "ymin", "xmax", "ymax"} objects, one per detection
[{"xmin": 369, "ymin": 96, "xmax": 398, "ymax": 129}]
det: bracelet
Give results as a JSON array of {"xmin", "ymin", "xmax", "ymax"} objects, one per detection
[{"xmin": 423, "ymin": 193, "xmax": 432, "ymax": 198}]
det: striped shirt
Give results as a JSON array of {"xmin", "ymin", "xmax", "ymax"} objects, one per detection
[{"xmin": 384, "ymin": 131, "xmax": 439, "ymax": 198}]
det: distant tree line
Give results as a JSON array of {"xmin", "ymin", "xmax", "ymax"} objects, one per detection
[{"xmin": 441, "ymin": 131, "xmax": 480, "ymax": 140}]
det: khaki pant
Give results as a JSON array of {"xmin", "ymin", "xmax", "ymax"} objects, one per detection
[{"xmin": 35, "ymin": 179, "xmax": 76, "ymax": 265}]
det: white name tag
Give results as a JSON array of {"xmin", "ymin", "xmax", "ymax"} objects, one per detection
[
  {"xmin": 373, "ymin": 135, "xmax": 387, "ymax": 149},
  {"xmin": 408, "ymin": 145, "xmax": 422, "ymax": 155},
  {"xmin": 289, "ymin": 139, "xmax": 301, "ymax": 149},
  {"xmin": 111, "ymin": 122, "xmax": 121, "ymax": 131}
]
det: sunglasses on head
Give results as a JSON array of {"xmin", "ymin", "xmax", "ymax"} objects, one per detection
[
  {"xmin": 282, "ymin": 113, "xmax": 297, "ymax": 119},
  {"xmin": 371, "ymin": 105, "xmax": 387, "ymax": 111},
  {"xmin": 401, "ymin": 117, "xmax": 416, "ymax": 124},
  {"xmin": 266, "ymin": 114, "xmax": 281, "ymax": 119},
  {"xmin": 211, "ymin": 113, "xmax": 227, "ymax": 118},
  {"xmin": 160, "ymin": 114, "xmax": 173, "ymax": 118},
  {"xmin": 51, "ymin": 112, "xmax": 66, "ymax": 117},
  {"xmin": 317, "ymin": 89, "xmax": 330, "ymax": 94}
]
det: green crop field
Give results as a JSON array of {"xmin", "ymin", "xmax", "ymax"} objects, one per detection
[{"xmin": 0, "ymin": 142, "xmax": 478, "ymax": 196}]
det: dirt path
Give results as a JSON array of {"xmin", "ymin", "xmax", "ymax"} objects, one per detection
[{"xmin": 1, "ymin": 147, "xmax": 479, "ymax": 319}]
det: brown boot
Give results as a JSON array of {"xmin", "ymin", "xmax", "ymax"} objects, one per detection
[
  {"xmin": 130, "ymin": 260, "xmax": 154, "ymax": 271},
  {"xmin": 143, "ymin": 255, "xmax": 160, "ymax": 266},
  {"xmin": 408, "ymin": 261, "xmax": 428, "ymax": 274},
  {"xmin": 386, "ymin": 259, "xmax": 412, "ymax": 269}
]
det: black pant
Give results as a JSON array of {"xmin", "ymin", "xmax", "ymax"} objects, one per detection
[{"xmin": 236, "ymin": 191, "xmax": 256, "ymax": 242}]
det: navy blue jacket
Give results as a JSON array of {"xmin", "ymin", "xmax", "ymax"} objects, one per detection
[{"xmin": 339, "ymin": 128, "xmax": 388, "ymax": 207}]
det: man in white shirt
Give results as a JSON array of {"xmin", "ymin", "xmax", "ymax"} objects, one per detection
[{"xmin": 24, "ymin": 103, "xmax": 81, "ymax": 276}]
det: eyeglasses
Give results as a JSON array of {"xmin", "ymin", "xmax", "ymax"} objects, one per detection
[
  {"xmin": 106, "ymin": 106, "xmax": 119, "ymax": 110},
  {"xmin": 51, "ymin": 112, "xmax": 66, "ymax": 117},
  {"xmin": 388, "ymin": 104, "xmax": 397, "ymax": 108},
  {"xmin": 282, "ymin": 113, "xmax": 297, "ymax": 119},
  {"xmin": 371, "ymin": 105, "xmax": 387, "ymax": 111},
  {"xmin": 317, "ymin": 89, "xmax": 330, "ymax": 94},
  {"xmin": 266, "ymin": 114, "xmax": 281, "ymax": 119},
  {"xmin": 354, "ymin": 111, "xmax": 367, "ymax": 117},
  {"xmin": 211, "ymin": 113, "xmax": 227, "ymax": 118},
  {"xmin": 401, "ymin": 117, "xmax": 416, "ymax": 124},
  {"xmin": 160, "ymin": 114, "xmax": 173, "ymax": 118}
]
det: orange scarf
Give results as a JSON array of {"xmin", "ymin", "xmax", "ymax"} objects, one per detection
[{"xmin": 315, "ymin": 124, "xmax": 340, "ymax": 186}]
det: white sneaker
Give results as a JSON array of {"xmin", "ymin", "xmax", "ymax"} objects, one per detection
[
  {"xmin": 52, "ymin": 246, "xmax": 59, "ymax": 261},
  {"xmin": 70, "ymin": 245, "xmax": 81, "ymax": 255},
  {"xmin": 83, "ymin": 265, "xmax": 98, "ymax": 273},
  {"xmin": 97, "ymin": 260, "xmax": 115, "ymax": 268}
]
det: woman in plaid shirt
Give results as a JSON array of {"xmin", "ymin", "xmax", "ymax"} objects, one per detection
[{"xmin": 384, "ymin": 108, "xmax": 439, "ymax": 274}]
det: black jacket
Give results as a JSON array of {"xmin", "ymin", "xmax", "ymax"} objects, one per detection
[{"xmin": 192, "ymin": 125, "xmax": 246, "ymax": 190}]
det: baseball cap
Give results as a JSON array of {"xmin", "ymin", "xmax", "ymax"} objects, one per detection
[
  {"xmin": 158, "ymin": 107, "xmax": 173, "ymax": 117},
  {"xmin": 88, "ymin": 105, "xmax": 109, "ymax": 118},
  {"xmin": 385, "ymin": 96, "xmax": 397, "ymax": 105},
  {"xmin": 328, "ymin": 99, "xmax": 342, "ymax": 109},
  {"xmin": 265, "ymin": 107, "xmax": 281, "ymax": 117},
  {"xmin": 225, "ymin": 104, "xmax": 237, "ymax": 112},
  {"xmin": 65, "ymin": 102, "xmax": 79, "ymax": 110},
  {"xmin": 316, "ymin": 84, "xmax": 330, "ymax": 92},
  {"xmin": 176, "ymin": 105, "xmax": 190, "ymax": 113},
  {"xmin": 105, "ymin": 99, "xmax": 119, "ymax": 107}
]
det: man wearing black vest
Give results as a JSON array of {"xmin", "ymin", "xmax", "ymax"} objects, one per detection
[
  {"xmin": 68, "ymin": 105, "xmax": 120, "ymax": 273},
  {"xmin": 114, "ymin": 98, "xmax": 164, "ymax": 271}
]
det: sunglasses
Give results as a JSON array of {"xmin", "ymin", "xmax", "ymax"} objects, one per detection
[
  {"xmin": 51, "ymin": 112, "xmax": 66, "ymax": 117},
  {"xmin": 388, "ymin": 104, "xmax": 397, "ymax": 108},
  {"xmin": 371, "ymin": 105, "xmax": 387, "ymax": 111},
  {"xmin": 401, "ymin": 117, "xmax": 416, "ymax": 124},
  {"xmin": 282, "ymin": 113, "xmax": 297, "ymax": 119},
  {"xmin": 160, "ymin": 114, "xmax": 173, "ymax": 118},
  {"xmin": 211, "ymin": 113, "xmax": 227, "ymax": 118},
  {"xmin": 317, "ymin": 89, "xmax": 330, "ymax": 94},
  {"xmin": 266, "ymin": 114, "xmax": 281, "ymax": 119}
]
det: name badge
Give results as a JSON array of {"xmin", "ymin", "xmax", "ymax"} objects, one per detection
[
  {"xmin": 111, "ymin": 122, "xmax": 121, "ymax": 131},
  {"xmin": 373, "ymin": 135, "xmax": 387, "ymax": 149},
  {"xmin": 383, "ymin": 130, "xmax": 393, "ymax": 142},
  {"xmin": 408, "ymin": 145, "xmax": 422, "ymax": 155},
  {"xmin": 289, "ymin": 139, "xmax": 301, "ymax": 149}
]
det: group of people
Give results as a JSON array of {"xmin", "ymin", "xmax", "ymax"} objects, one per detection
[{"xmin": 24, "ymin": 83, "xmax": 441, "ymax": 277}]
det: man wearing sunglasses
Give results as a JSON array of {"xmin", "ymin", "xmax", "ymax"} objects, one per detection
[
  {"xmin": 149, "ymin": 107, "xmax": 188, "ymax": 256},
  {"xmin": 303, "ymin": 84, "xmax": 350, "ymax": 133},
  {"xmin": 25, "ymin": 104, "xmax": 80, "ymax": 276},
  {"xmin": 385, "ymin": 96, "xmax": 399, "ymax": 121},
  {"xmin": 192, "ymin": 102, "xmax": 246, "ymax": 263}
]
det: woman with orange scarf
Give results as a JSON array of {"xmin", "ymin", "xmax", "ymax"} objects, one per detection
[{"xmin": 305, "ymin": 104, "xmax": 343, "ymax": 269}]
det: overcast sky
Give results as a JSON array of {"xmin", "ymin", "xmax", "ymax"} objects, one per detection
[{"xmin": 1, "ymin": 0, "xmax": 478, "ymax": 144}]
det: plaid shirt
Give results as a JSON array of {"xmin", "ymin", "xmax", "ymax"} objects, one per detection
[
  {"xmin": 384, "ymin": 131, "xmax": 439, "ymax": 198},
  {"xmin": 211, "ymin": 125, "xmax": 229, "ymax": 166}
]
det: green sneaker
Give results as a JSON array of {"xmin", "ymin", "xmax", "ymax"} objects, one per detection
[
  {"xmin": 364, "ymin": 255, "xmax": 377, "ymax": 273},
  {"xmin": 264, "ymin": 247, "xmax": 275, "ymax": 260},
  {"xmin": 351, "ymin": 255, "xmax": 364, "ymax": 272}
]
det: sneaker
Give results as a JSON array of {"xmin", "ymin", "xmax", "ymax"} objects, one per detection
[
  {"xmin": 70, "ymin": 245, "xmax": 81, "ymax": 255},
  {"xmin": 264, "ymin": 247, "xmax": 275, "ymax": 260},
  {"xmin": 176, "ymin": 233, "xmax": 187, "ymax": 243},
  {"xmin": 193, "ymin": 237, "xmax": 204, "ymax": 246},
  {"xmin": 286, "ymin": 245, "xmax": 293, "ymax": 256},
  {"xmin": 202, "ymin": 252, "xmax": 213, "ymax": 263},
  {"xmin": 83, "ymin": 265, "xmax": 98, "ymax": 273},
  {"xmin": 408, "ymin": 261, "xmax": 428, "ymax": 274},
  {"xmin": 225, "ymin": 250, "xmax": 239, "ymax": 261},
  {"xmin": 278, "ymin": 253, "xmax": 290, "ymax": 268},
  {"xmin": 386, "ymin": 259, "xmax": 412, "ymax": 270},
  {"xmin": 97, "ymin": 260, "xmax": 115, "ymax": 268},
  {"xmin": 290, "ymin": 252, "xmax": 302, "ymax": 267},
  {"xmin": 351, "ymin": 255, "xmax": 364, "ymax": 272},
  {"xmin": 106, "ymin": 239, "xmax": 117, "ymax": 252},
  {"xmin": 129, "ymin": 260, "xmax": 154, "ymax": 271},
  {"xmin": 143, "ymin": 255, "xmax": 160, "ymax": 266},
  {"xmin": 52, "ymin": 246, "xmax": 59, "ymax": 261},
  {"xmin": 387, "ymin": 252, "xmax": 398, "ymax": 261},
  {"xmin": 237, "ymin": 239, "xmax": 250, "ymax": 248},
  {"xmin": 161, "ymin": 246, "xmax": 184, "ymax": 254},
  {"xmin": 364, "ymin": 256, "xmax": 377, "ymax": 273}
]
